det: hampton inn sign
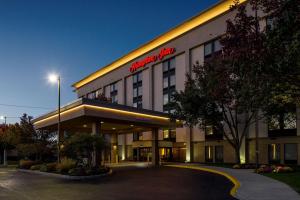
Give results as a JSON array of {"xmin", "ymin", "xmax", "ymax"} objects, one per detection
[{"xmin": 130, "ymin": 47, "xmax": 175, "ymax": 72}]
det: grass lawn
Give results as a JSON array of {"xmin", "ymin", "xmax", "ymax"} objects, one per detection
[{"xmin": 263, "ymin": 172, "xmax": 300, "ymax": 193}]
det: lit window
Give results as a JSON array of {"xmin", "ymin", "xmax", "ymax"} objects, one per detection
[
  {"xmin": 163, "ymin": 130, "xmax": 169, "ymax": 139},
  {"xmin": 206, "ymin": 126, "xmax": 214, "ymax": 135},
  {"xmin": 268, "ymin": 144, "xmax": 280, "ymax": 163},
  {"xmin": 205, "ymin": 146, "xmax": 213, "ymax": 162}
]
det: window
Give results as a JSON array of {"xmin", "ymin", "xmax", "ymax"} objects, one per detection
[
  {"xmin": 133, "ymin": 132, "xmax": 143, "ymax": 141},
  {"xmin": 163, "ymin": 58, "xmax": 176, "ymax": 113},
  {"xmin": 169, "ymin": 74, "xmax": 176, "ymax": 87},
  {"xmin": 268, "ymin": 144, "xmax": 280, "ymax": 164},
  {"xmin": 163, "ymin": 129, "xmax": 176, "ymax": 141},
  {"xmin": 284, "ymin": 144, "xmax": 298, "ymax": 164},
  {"xmin": 110, "ymin": 82, "xmax": 118, "ymax": 103},
  {"xmin": 87, "ymin": 92, "xmax": 96, "ymax": 99},
  {"xmin": 204, "ymin": 39, "xmax": 222, "ymax": 58},
  {"xmin": 205, "ymin": 126, "xmax": 214, "ymax": 135},
  {"xmin": 133, "ymin": 72, "xmax": 142, "ymax": 109},
  {"xmin": 215, "ymin": 146, "xmax": 223, "ymax": 163},
  {"xmin": 266, "ymin": 16, "xmax": 275, "ymax": 30},
  {"xmin": 204, "ymin": 42, "xmax": 213, "ymax": 57},
  {"xmin": 163, "ymin": 93, "xmax": 169, "ymax": 105},
  {"xmin": 268, "ymin": 105, "xmax": 297, "ymax": 136},
  {"xmin": 163, "ymin": 129, "xmax": 169, "ymax": 139},
  {"xmin": 95, "ymin": 89, "xmax": 102, "ymax": 98},
  {"xmin": 205, "ymin": 146, "xmax": 213, "ymax": 162}
]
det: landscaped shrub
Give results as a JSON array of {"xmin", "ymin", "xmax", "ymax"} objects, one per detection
[
  {"xmin": 68, "ymin": 167, "xmax": 87, "ymax": 176},
  {"xmin": 39, "ymin": 162, "xmax": 57, "ymax": 172},
  {"xmin": 56, "ymin": 158, "xmax": 76, "ymax": 174},
  {"xmin": 274, "ymin": 166, "xmax": 294, "ymax": 173},
  {"xmin": 85, "ymin": 167, "xmax": 110, "ymax": 175},
  {"xmin": 254, "ymin": 164, "xmax": 294, "ymax": 174},
  {"xmin": 68, "ymin": 166, "xmax": 110, "ymax": 176},
  {"xmin": 232, "ymin": 164, "xmax": 256, "ymax": 169},
  {"xmin": 30, "ymin": 165, "xmax": 41, "ymax": 170},
  {"xmin": 19, "ymin": 160, "xmax": 40, "ymax": 169},
  {"xmin": 232, "ymin": 164, "xmax": 241, "ymax": 169}
]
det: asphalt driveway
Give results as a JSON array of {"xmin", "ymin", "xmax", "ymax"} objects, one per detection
[{"xmin": 0, "ymin": 166, "xmax": 236, "ymax": 200}]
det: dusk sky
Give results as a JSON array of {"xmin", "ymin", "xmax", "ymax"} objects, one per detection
[{"xmin": 0, "ymin": 0, "xmax": 218, "ymax": 124}]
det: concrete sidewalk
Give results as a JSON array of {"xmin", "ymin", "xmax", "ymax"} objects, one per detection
[{"xmin": 167, "ymin": 163, "xmax": 300, "ymax": 200}]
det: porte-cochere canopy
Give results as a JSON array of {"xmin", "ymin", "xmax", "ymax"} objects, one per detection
[{"xmin": 33, "ymin": 98, "xmax": 181, "ymax": 134}]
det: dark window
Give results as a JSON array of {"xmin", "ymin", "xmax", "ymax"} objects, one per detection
[
  {"xmin": 204, "ymin": 39, "xmax": 222, "ymax": 58},
  {"xmin": 133, "ymin": 132, "xmax": 143, "ymax": 141},
  {"xmin": 205, "ymin": 125, "xmax": 223, "ymax": 140},
  {"xmin": 284, "ymin": 143, "xmax": 298, "ymax": 164},
  {"xmin": 266, "ymin": 16, "xmax": 275, "ymax": 30},
  {"xmin": 215, "ymin": 146, "xmax": 223, "ymax": 163},
  {"xmin": 133, "ymin": 72, "xmax": 142, "ymax": 109},
  {"xmin": 110, "ymin": 82, "xmax": 118, "ymax": 103},
  {"xmin": 268, "ymin": 106, "xmax": 297, "ymax": 137},
  {"xmin": 163, "ymin": 57, "xmax": 176, "ymax": 113},
  {"xmin": 205, "ymin": 146, "xmax": 213, "ymax": 162},
  {"xmin": 87, "ymin": 91, "xmax": 96, "ymax": 99},
  {"xmin": 268, "ymin": 144, "xmax": 280, "ymax": 164}
]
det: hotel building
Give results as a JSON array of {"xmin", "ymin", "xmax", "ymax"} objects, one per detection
[{"xmin": 33, "ymin": 0, "xmax": 300, "ymax": 166}]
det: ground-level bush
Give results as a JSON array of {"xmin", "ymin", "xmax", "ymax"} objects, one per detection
[
  {"xmin": 255, "ymin": 164, "xmax": 294, "ymax": 174},
  {"xmin": 232, "ymin": 164, "xmax": 256, "ymax": 169},
  {"xmin": 30, "ymin": 164, "xmax": 41, "ymax": 170},
  {"xmin": 39, "ymin": 162, "xmax": 57, "ymax": 172},
  {"xmin": 68, "ymin": 166, "xmax": 110, "ymax": 176},
  {"xmin": 19, "ymin": 160, "xmax": 40, "ymax": 169},
  {"xmin": 56, "ymin": 157, "xmax": 76, "ymax": 174}
]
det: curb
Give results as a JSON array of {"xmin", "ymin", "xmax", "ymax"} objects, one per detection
[
  {"xmin": 165, "ymin": 165, "xmax": 240, "ymax": 197},
  {"xmin": 18, "ymin": 169, "xmax": 113, "ymax": 180}
]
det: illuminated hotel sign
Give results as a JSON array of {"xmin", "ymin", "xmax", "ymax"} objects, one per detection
[{"xmin": 130, "ymin": 47, "xmax": 175, "ymax": 73}]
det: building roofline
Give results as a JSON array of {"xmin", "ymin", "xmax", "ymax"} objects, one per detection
[
  {"xmin": 32, "ymin": 98, "xmax": 171, "ymax": 124},
  {"xmin": 72, "ymin": 0, "xmax": 246, "ymax": 89}
]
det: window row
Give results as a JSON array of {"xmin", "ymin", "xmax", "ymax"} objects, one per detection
[
  {"xmin": 268, "ymin": 143, "xmax": 298, "ymax": 164},
  {"xmin": 204, "ymin": 39, "xmax": 222, "ymax": 58}
]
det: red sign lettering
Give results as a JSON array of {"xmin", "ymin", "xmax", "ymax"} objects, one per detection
[{"xmin": 130, "ymin": 47, "xmax": 175, "ymax": 73}]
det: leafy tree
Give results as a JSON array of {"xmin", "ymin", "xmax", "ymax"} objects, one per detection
[
  {"xmin": 12, "ymin": 114, "xmax": 56, "ymax": 161},
  {"xmin": 258, "ymin": 0, "xmax": 300, "ymax": 107},
  {"xmin": 0, "ymin": 124, "xmax": 20, "ymax": 165},
  {"xmin": 171, "ymin": 2, "xmax": 268, "ymax": 164},
  {"xmin": 61, "ymin": 133, "xmax": 106, "ymax": 167}
]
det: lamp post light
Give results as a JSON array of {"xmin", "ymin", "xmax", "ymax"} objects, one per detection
[
  {"xmin": 48, "ymin": 73, "xmax": 61, "ymax": 163},
  {"xmin": 0, "ymin": 116, "xmax": 6, "ymax": 125}
]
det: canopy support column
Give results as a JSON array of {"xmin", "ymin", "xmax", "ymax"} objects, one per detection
[
  {"xmin": 152, "ymin": 128, "xmax": 159, "ymax": 166},
  {"xmin": 92, "ymin": 122, "xmax": 102, "ymax": 167}
]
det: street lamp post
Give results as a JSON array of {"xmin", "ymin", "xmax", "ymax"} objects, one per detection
[
  {"xmin": 48, "ymin": 74, "xmax": 61, "ymax": 163},
  {"xmin": 0, "ymin": 116, "xmax": 7, "ymax": 166}
]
